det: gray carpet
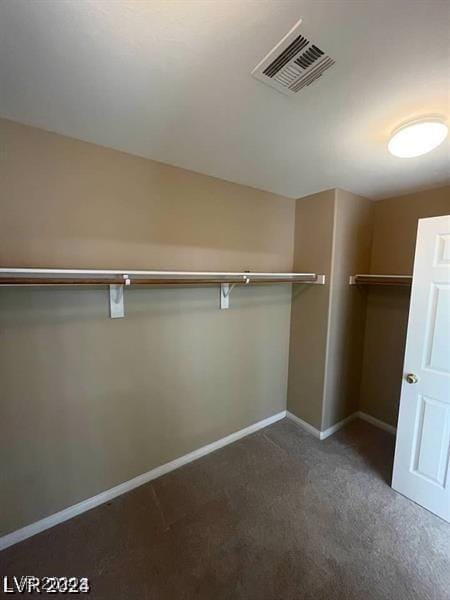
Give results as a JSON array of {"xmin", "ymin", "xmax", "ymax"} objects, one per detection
[{"xmin": 1, "ymin": 418, "xmax": 449, "ymax": 599}]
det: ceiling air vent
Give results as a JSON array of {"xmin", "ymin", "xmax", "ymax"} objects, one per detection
[{"xmin": 252, "ymin": 19, "xmax": 335, "ymax": 96}]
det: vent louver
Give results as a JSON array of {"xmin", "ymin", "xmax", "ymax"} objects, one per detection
[{"xmin": 252, "ymin": 20, "xmax": 335, "ymax": 96}]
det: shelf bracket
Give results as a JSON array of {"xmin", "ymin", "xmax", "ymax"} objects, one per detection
[
  {"xmin": 109, "ymin": 285, "xmax": 124, "ymax": 318},
  {"xmin": 109, "ymin": 274, "xmax": 130, "ymax": 318},
  {"xmin": 220, "ymin": 283, "xmax": 233, "ymax": 309},
  {"xmin": 220, "ymin": 276, "xmax": 250, "ymax": 309}
]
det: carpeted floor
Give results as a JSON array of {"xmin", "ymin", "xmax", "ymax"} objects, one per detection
[{"xmin": 1, "ymin": 418, "xmax": 449, "ymax": 599}]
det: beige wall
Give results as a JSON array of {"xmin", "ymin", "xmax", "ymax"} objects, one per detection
[
  {"xmin": 0, "ymin": 119, "xmax": 294, "ymax": 271},
  {"xmin": 322, "ymin": 189, "xmax": 373, "ymax": 430},
  {"xmin": 287, "ymin": 190, "xmax": 335, "ymax": 429},
  {"xmin": 370, "ymin": 186, "xmax": 450, "ymax": 274},
  {"xmin": 360, "ymin": 186, "xmax": 450, "ymax": 426},
  {"xmin": 289, "ymin": 185, "xmax": 449, "ymax": 431},
  {"xmin": 0, "ymin": 119, "xmax": 295, "ymax": 536},
  {"xmin": 287, "ymin": 189, "xmax": 374, "ymax": 432}
]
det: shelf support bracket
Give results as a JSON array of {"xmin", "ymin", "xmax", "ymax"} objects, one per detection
[
  {"xmin": 109, "ymin": 284, "xmax": 124, "ymax": 318},
  {"xmin": 109, "ymin": 274, "xmax": 130, "ymax": 318},
  {"xmin": 220, "ymin": 283, "xmax": 233, "ymax": 309},
  {"xmin": 220, "ymin": 276, "xmax": 251, "ymax": 309}
]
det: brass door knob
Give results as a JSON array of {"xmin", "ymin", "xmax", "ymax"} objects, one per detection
[{"xmin": 406, "ymin": 373, "xmax": 419, "ymax": 384}]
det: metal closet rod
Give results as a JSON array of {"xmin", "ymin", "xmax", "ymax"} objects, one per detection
[
  {"xmin": 349, "ymin": 274, "xmax": 412, "ymax": 286},
  {"xmin": 0, "ymin": 268, "xmax": 324, "ymax": 286},
  {"xmin": 0, "ymin": 267, "xmax": 326, "ymax": 316}
]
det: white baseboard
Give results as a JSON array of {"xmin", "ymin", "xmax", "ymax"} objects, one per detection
[
  {"xmin": 286, "ymin": 411, "xmax": 321, "ymax": 438},
  {"xmin": 356, "ymin": 411, "xmax": 397, "ymax": 435},
  {"xmin": 287, "ymin": 410, "xmax": 396, "ymax": 439},
  {"xmin": 287, "ymin": 411, "xmax": 356, "ymax": 440},
  {"xmin": 320, "ymin": 413, "xmax": 357, "ymax": 439},
  {"xmin": 0, "ymin": 410, "xmax": 286, "ymax": 551}
]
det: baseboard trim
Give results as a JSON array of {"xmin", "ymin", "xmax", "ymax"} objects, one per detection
[
  {"xmin": 356, "ymin": 411, "xmax": 397, "ymax": 435},
  {"xmin": 286, "ymin": 411, "xmax": 321, "ymax": 438},
  {"xmin": 0, "ymin": 410, "xmax": 286, "ymax": 551},
  {"xmin": 320, "ymin": 413, "xmax": 357, "ymax": 440},
  {"xmin": 287, "ymin": 410, "xmax": 396, "ymax": 439},
  {"xmin": 287, "ymin": 411, "xmax": 357, "ymax": 440}
]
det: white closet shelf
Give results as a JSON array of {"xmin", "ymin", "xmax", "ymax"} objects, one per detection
[
  {"xmin": 0, "ymin": 268, "xmax": 325, "ymax": 286},
  {"xmin": 349, "ymin": 274, "xmax": 412, "ymax": 286},
  {"xmin": 0, "ymin": 268, "xmax": 326, "ymax": 316}
]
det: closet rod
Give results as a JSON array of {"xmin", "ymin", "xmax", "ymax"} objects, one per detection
[
  {"xmin": 0, "ymin": 277, "xmax": 319, "ymax": 286},
  {"xmin": 0, "ymin": 268, "xmax": 326, "ymax": 286},
  {"xmin": 0, "ymin": 268, "xmax": 317, "ymax": 278},
  {"xmin": 0, "ymin": 268, "xmax": 327, "ymax": 316},
  {"xmin": 349, "ymin": 274, "xmax": 412, "ymax": 286}
]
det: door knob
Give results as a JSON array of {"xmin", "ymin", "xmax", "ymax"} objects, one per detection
[{"xmin": 405, "ymin": 373, "xmax": 419, "ymax": 384}]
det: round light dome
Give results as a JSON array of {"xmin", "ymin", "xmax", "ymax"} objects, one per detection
[{"xmin": 388, "ymin": 118, "xmax": 448, "ymax": 158}]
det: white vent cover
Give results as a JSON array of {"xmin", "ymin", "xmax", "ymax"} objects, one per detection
[{"xmin": 252, "ymin": 19, "xmax": 335, "ymax": 96}]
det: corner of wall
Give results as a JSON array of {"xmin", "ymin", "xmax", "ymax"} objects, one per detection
[
  {"xmin": 358, "ymin": 184, "xmax": 449, "ymax": 428},
  {"xmin": 321, "ymin": 190, "xmax": 373, "ymax": 431},
  {"xmin": 287, "ymin": 189, "xmax": 336, "ymax": 430}
]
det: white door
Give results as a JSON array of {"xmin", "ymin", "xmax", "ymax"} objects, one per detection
[{"xmin": 392, "ymin": 214, "xmax": 450, "ymax": 522}]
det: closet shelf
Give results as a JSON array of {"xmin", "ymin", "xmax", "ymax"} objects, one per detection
[
  {"xmin": 0, "ymin": 268, "xmax": 325, "ymax": 286},
  {"xmin": 0, "ymin": 268, "xmax": 326, "ymax": 316},
  {"xmin": 349, "ymin": 274, "xmax": 412, "ymax": 286}
]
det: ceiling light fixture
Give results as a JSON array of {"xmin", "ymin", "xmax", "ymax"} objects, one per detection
[{"xmin": 388, "ymin": 117, "xmax": 448, "ymax": 158}]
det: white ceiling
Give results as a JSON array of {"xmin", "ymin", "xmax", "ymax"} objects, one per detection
[{"xmin": 0, "ymin": 0, "xmax": 449, "ymax": 199}]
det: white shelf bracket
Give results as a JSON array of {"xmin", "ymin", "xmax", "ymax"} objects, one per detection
[
  {"xmin": 220, "ymin": 283, "xmax": 233, "ymax": 309},
  {"xmin": 220, "ymin": 276, "xmax": 250, "ymax": 309},
  {"xmin": 109, "ymin": 275, "xmax": 130, "ymax": 318},
  {"xmin": 109, "ymin": 284, "xmax": 124, "ymax": 318}
]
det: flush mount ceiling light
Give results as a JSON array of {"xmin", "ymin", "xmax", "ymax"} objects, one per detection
[{"xmin": 388, "ymin": 117, "xmax": 448, "ymax": 158}]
